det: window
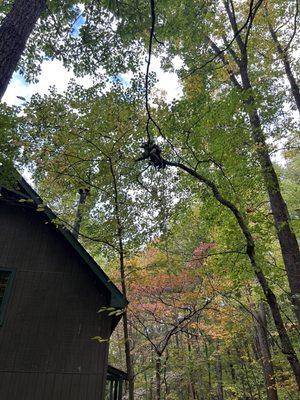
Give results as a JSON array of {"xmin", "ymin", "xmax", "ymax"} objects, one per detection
[{"xmin": 0, "ymin": 269, "xmax": 14, "ymax": 326}]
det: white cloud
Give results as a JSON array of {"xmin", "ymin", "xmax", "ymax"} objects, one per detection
[
  {"xmin": 120, "ymin": 55, "xmax": 183, "ymax": 104},
  {"xmin": 151, "ymin": 56, "xmax": 183, "ymax": 103},
  {"xmin": 3, "ymin": 59, "xmax": 93, "ymax": 106},
  {"xmin": 3, "ymin": 55, "xmax": 183, "ymax": 107}
]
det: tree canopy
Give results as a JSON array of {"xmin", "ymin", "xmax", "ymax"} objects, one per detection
[{"xmin": 0, "ymin": 0, "xmax": 300, "ymax": 399}]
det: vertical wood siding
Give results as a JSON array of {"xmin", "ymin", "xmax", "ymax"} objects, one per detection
[{"xmin": 0, "ymin": 203, "xmax": 112, "ymax": 399}]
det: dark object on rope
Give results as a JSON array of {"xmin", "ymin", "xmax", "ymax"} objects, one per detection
[{"xmin": 137, "ymin": 140, "xmax": 166, "ymax": 169}]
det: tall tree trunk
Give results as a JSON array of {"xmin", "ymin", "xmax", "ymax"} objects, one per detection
[
  {"xmin": 195, "ymin": 334, "xmax": 205, "ymax": 400},
  {"xmin": 187, "ymin": 333, "xmax": 197, "ymax": 400},
  {"xmin": 253, "ymin": 268, "xmax": 300, "ymax": 388},
  {"xmin": 236, "ymin": 345, "xmax": 255, "ymax": 400},
  {"xmin": 265, "ymin": 10, "xmax": 300, "ymax": 116},
  {"xmin": 164, "ymin": 159, "xmax": 300, "ymax": 388},
  {"xmin": 241, "ymin": 71, "xmax": 300, "ymax": 325},
  {"xmin": 254, "ymin": 303, "xmax": 279, "ymax": 400},
  {"xmin": 72, "ymin": 188, "xmax": 89, "ymax": 239},
  {"xmin": 0, "ymin": 0, "xmax": 46, "ymax": 99},
  {"xmin": 122, "ymin": 307, "xmax": 135, "ymax": 400},
  {"xmin": 144, "ymin": 372, "xmax": 149, "ymax": 400},
  {"xmin": 155, "ymin": 354, "xmax": 162, "ymax": 400},
  {"xmin": 227, "ymin": 349, "xmax": 240, "ymax": 398},
  {"xmin": 215, "ymin": 346, "xmax": 224, "ymax": 400},
  {"xmin": 117, "ymin": 221, "xmax": 135, "ymax": 400},
  {"xmin": 204, "ymin": 339, "xmax": 213, "ymax": 400},
  {"xmin": 245, "ymin": 342, "xmax": 263, "ymax": 400},
  {"xmin": 163, "ymin": 350, "xmax": 170, "ymax": 398},
  {"xmin": 227, "ymin": 350, "xmax": 236, "ymax": 383},
  {"xmin": 109, "ymin": 159, "xmax": 135, "ymax": 400},
  {"xmin": 220, "ymin": 1, "xmax": 300, "ymax": 325},
  {"xmin": 150, "ymin": 374, "xmax": 154, "ymax": 400}
]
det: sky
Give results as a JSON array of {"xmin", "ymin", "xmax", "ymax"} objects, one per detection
[
  {"xmin": 2, "ymin": 48, "xmax": 183, "ymax": 184},
  {"xmin": 3, "ymin": 56, "xmax": 183, "ymax": 107},
  {"xmin": 2, "ymin": 0, "xmax": 183, "ymax": 106}
]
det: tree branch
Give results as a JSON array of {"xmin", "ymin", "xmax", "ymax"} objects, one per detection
[{"xmin": 285, "ymin": 0, "xmax": 299, "ymax": 52}]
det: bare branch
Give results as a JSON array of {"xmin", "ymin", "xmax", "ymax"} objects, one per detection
[
  {"xmin": 285, "ymin": 0, "xmax": 299, "ymax": 52},
  {"xmin": 244, "ymin": 0, "xmax": 264, "ymax": 47},
  {"xmin": 209, "ymin": 38, "xmax": 242, "ymax": 89}
]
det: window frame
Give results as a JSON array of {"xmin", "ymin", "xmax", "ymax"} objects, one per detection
[{"xmin": 0, "ymin": 268, "xmax": 15, "ymax": 326}]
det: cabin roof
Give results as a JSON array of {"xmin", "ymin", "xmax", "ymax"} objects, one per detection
[
  {"xmin": 107, "ymin": 365, "xmax": 128, "ymax": 381},
  {"xmin": 0, "ymin": 173, "xmax": 127, "ymax": 310}
]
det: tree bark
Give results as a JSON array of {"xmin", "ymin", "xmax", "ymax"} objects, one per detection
[
  {"xmin": 0, "ymin": 0, "xmax": 46, "ymax": 99},
  {"xmin": 204, "ymin": 339, "xmax": 213, "ymax": 400},
  {"xmin": 155, "ymin": 355, "xmax": 162, "ymax": 400},
  {"xmin": 162, "ymin": 349, "xmax": 170, "ymax": 398},
  {"xmin": 122, "ymin": 308, "xmax": 135, "ymax": 400},
  {"xmin": 164, "ymin": 159, "xmax": 300, "ymax": 388},
  {"xmin": 255, "ymin": 268, "xmax": 300, "ymax": 388},
  {"xmin": 215, "ymin": 347, "xmax": 224, "ymax": 400},
  {"xmin": 266, "ymin": 11, "xmax": 300, "ymax": 116},
  {"xmin": 215, "ymin": 2, "xmax": 300, "ymax": 325},
  {"xmin": 150, "ymin": 375, "xmax": 154, "ymax": 400},
  {"xmin": 240, "ymin": 68, "xmax": 300, "ymax": 325},
  {"xmin": 186, "ymin": 333, "xmax": 197, "ymax": 400},
  {"xmin": 254, "ymin": 303, "xmax": 279, "ymax": 400},
  {"xmin": 72, "ymin": 188, "xmax": 89, "ymax": 239},
  {"xmin": 109, "ymin": 159, "xmax": 135, "ymax": 400},
  {"xmin": 195, "ymin": 335, "xmax": 205, "ymax": 400},
  {"xmin": 227, "ymin": 350, "xmax": 236, "ymax": 383},
  {"xmin": 236, "ymin": 345, "xmax": 255, "ymax": 400}
]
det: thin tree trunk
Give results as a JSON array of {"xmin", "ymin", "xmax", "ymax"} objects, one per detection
[
  {"xmin": 245, "ymin": 341, "xmax": 263, "ymax": 400},
  {"xmin": 187, "ymin": 333, "xmax": 197, "ymax": 400},
  {"xmin": 266, "ymin": 10, "xmax": 300, "ymax": 116},
  {"xmin": 195, "ymin": 334, "xmax": 205, "ymax": 400},
  {"xmin": 254, "ymin": 268, "xmax": 300, "ymax": 388},
  {"xmin": 164, "ymin": 159, "xmax": 300, "ymax": 388},
  {"xmin": 189, "ymin": 382, "xmax": 197, "ymax": 400},
  {"xmin": 163, "ymin": 350, "xmax": 170, "ymax": 398},
  {"xmin": 254, "ymin": 303, "xmax": 279, "ymax": 400},
  {"xmin": 241, "ymin": 74, "xmax": 300, "ymax": 325},
  {"xmin": 238, "ymin": 358, "xmax": 250, "ymax": 400},
  {"xmin": 155, "ymin": 354, "xmax": 162, "ymax": 400},
  {"xmin": 220, "ymin": 0, "xmax": 300, "ymax": 325},
  {"xmin": 204, "ymin": 339, "xmax": 213, "ymax": 400},
  {"xmin": 150, "ymin": 375, "xmax": 154, "ymax": 400},
  {"xmin": 227, "ymin": 349, "xmax": 240, "ymax": 398},
  {"xmin": 227, "ymin": 350, "xmax": 236, "ymax": 383},
  {"xmin": 116, "ymin": 328, "xmax": 124, "ymax": 362},
  {"xmin": 215, "ymin": 347, "xmax": 224, "ymax": 400},
  {"xmin": 109, "ymin": 159, "xmax": 135, "ymax": 400},
  {"xmin": 72, "ymin": 188, "xmax": 89, "ymax": 239},
  {"xmin": 236, "ymin": 346, "xmax": 255, "ymax": 400},
  {"xmin": 122, "ymin": 308, "xmax": 135, "ymax": 400},
  {"xmin": 0, "ymin": 0, "xmax": 46, "ymax": 99},
  {"xmin": 144, "ymin": 372, "xmax": 148, "ymax": 400}
]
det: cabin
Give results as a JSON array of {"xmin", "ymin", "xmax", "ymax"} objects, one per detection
[{"xmin": 0, "ymin": 175, "xmax": 127, "ymax": 400}]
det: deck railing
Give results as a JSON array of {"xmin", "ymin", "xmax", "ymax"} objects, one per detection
[{"xmin": 106, "ymin": 365, "xmax": 128, "ymax": 400}]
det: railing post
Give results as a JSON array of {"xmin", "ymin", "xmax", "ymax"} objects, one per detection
[
  {"xmin": 118, "ymin": 380, "xmax": 123, "ymax": 400},
  {"xmin": 110, "ymin": 380, "xmax": 113, "ymax": 400},
  {"xmin": 114, "ymin": 380, "xmax": 118, "ymax": 400}
]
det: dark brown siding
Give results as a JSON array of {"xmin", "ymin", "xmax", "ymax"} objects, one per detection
[{"xmin": 0, "ymin": 202, "xmax": 112, "ymax": 400}]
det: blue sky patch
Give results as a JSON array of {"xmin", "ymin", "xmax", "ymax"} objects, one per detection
[{"xmin": 70, "ymin": 15, "xmax": 86, "ymax": 38}]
